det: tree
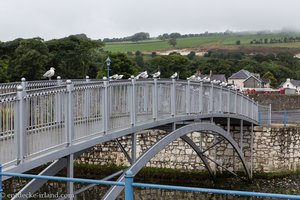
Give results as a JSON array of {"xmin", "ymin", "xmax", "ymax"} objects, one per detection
[
  {"xmin": 236, "ymin": 40, "xmax": 241, "ymax": 45},
  {"xmin": 169, "ymin": 32, "xmax": 181, "ymax": 39},
  {"xmin": 168, "ymin": 38, "xmax": 177, "ymax": 47},
  {"xmin": 0, "ymin": 56, "xmax": 9, "ymax": 82},
  {"xmin": 46, "ymin": 35, "xmax": 103, "ymax": 79},
  {"xmin": 11, "ymin": 38, "xmax": 49, "ymax": 81},
  {"xmin": 96, "ymin": 53, "xmax": 140, "ymax": 79},
  {"xmin": 135, "ymin": 51, "xmax": 144, "ymax": 68},
  {"xmin": 130, "ymin": 32, "xmax": 150, "ymax": 42},
  {"xmin": 262, "ymin": 71, "xmax": 277, "ymax": 88},
  {"xmin": 187, "ymin": 51, "xmax": 196, "ymax": 60},
  {"xmin": 146, "ymin": 54, "xmax": 191, "ymax": 79}
]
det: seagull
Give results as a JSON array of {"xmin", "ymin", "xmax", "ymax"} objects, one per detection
[
  {"xmin": 187, "ymin": 75, "xmax": 196, "ymax": 81},
  {"xmin": 151, "ymin": 71, "xmax": 160, "ymax": 78},
  {"xmin": 116, "ymin": 74, "xmax": 124, "ymax": 80},
  {"xmin": 220, "ymin": 82, "xmax": 227, "ymax": 87},
  {"xmin": 170, "ymin": 72, "xmax": 178, "ymax": 79},
  {"xmin": 196, "ymin": 76, "xmax": 202, "ymax": 82},
  {"xmin": 43, "ymin": 67, "xmax": 55, "ymax": 80},
  {"xmin": 109, "ymin": 74, "xmax": 119, "ymax": 79},
  {"xmin": 135, "ymin": 71, "xmax": 148, "ymax": 79},
  {"xmin": 211, "ymin": 80, "xmax": 221, "ymax": 84},
  {"xmin": 202, "ymin": 76, "xmax": 210, "ymax": 83}
]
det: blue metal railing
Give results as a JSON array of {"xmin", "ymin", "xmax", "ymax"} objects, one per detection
[
  {"xmin": 1, "ymin": 166, "xmax": 300, "ymax": 200},
  {"xmin": 259, "ymin": 109, "xmax": 300, "ymax": 127}
]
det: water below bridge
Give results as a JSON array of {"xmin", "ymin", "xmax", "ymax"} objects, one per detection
[{"xmin": 3, "ymin": 171, "xmax": 300, "ymax": 199}]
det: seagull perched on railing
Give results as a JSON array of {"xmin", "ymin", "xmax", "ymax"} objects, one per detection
[
  {"xmin": 43, "ymin": 67, "xmax": 55, "ymax": 80},
  {"xmin": 151, "ymin": 71, "xmax": 161, "ymax": 79},
  {"xmin": 219, "ymin": 82, "xmax": 227, "ymax": 87},
  {"xmin": 116, "ymin": 74, "xmax": 124, "ymax": 80},
  {"xmin": 187, "ymin": 75, "xmax": 196, "ymax": 81},
  {"xmin": 135, "ymin": 71, "xmax": 148, "ymax": 79},
  {"xmin": 211, "ymin": 80, "xmax": 221, "ymax": 84},
  {"xmin": 202, "ymin": 76, "xmax": 210, "ymax": 83},
  {"xmin": 109, "ymin": 74, "xmax": 119, "ymax": 80},
  {"xmin": 170, "ymin": 72, "xmax": 178, "ymax": 79}
]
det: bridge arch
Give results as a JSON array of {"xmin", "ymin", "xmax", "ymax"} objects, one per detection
[{"xmin": 103, "ymin": 122, "xmax": 251, "ymax": 200}]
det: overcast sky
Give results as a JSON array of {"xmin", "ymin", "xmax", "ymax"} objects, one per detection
[{"xmin": 1, "ymin": 0, "xmax": 299, "ymax": 41}]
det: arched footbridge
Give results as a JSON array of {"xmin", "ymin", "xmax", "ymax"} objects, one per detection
[{"xmin": 0, "ymin": 78, "xmax": 265, "ymax": 199}]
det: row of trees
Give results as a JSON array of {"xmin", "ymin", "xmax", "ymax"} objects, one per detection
[
  {"xmin": 0, "ymin": 35, "xmax": 103, "ymax": 82},
  {"xmin": 250, "ymin": 37, "xmax": 300, "ymax": 44},
  {"xmin": 1, "ymin": 35, "xmax": 300, "ymax": 87}
]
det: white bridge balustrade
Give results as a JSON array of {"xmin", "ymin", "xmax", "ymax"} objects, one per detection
[{"xmin": 0, "ymin": 78, "xmax": 261, "ymax": 171}]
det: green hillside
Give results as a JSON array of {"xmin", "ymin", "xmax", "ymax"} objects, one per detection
[{"xmin": 104, "ymin": 33, "xmax": 300, "ymax": 53}]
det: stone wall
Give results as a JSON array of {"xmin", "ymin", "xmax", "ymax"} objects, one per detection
[
  {"xmin": 77, "ymin": 127, "xmax": 300, "ymax": 173},
  {"xmin": 251, "ymin": 94, "xmax": 300, "ymax": 111}
]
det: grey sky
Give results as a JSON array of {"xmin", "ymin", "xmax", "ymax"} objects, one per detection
[{"xmin": 1, "ymin": 0, "xmax": 299, "ymax": 41}]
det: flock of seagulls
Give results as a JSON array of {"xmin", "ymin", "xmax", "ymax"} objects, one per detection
[
  {"xmin": 42, "ymin": 67, "xmax": 237, "ymax": 90},
  {"xmin": 109, "ymin": 74, "xmax": 124, "ymax": 80}
]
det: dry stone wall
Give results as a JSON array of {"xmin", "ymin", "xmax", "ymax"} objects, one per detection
[{"xmin": 77, "ymin": 127, "xmax": 300, "ymax": 173}]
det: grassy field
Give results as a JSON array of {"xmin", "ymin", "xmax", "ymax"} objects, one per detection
[{"xmin": 104, "ymin": 33, "xmax": 300, "ymax": 53}]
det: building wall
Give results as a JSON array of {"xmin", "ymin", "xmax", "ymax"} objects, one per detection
[
  {"xmin": 228, "ymin": 79, "xmax": 244, "ymax": 89},
  {"xmin": 251, "ymin": 94, "xmax": 300, "ymax": 110},
  {"xmin": 77, "ymin": 127, "xmax": 300, "ymax": 173},
  {"xmin": 244, "ymin": 77, "xmax": 261, "ymax": 88}
]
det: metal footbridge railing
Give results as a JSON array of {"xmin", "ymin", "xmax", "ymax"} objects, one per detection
[{"xmin": 0, "ymin": 78, "xmax": 260, "ymax": 171}]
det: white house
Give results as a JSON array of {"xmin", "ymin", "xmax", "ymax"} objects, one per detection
[{"xmin": 281, "ymin": 78, "xmax": 300, "ymax": 94}]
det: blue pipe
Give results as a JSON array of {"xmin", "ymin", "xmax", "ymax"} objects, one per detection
[
  {"xmin": 125, "ymin": 171, "xmax": 134, "ymax": 200},
  {"xmin": 2, "ymin": 171, "xmax": 300, "ymax": 199},
  {"xmin": 1, "ymin": 172, "xmax": 125, "ymax": 186}
]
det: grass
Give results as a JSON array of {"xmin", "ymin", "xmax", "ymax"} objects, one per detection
[{"xmin": 104, "ymin": 33, "xmax": 300, "ymax": 53}]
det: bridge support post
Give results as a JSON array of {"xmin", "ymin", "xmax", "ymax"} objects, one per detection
[
  {"xmin": 130, "ymin": 79, "xmax": 136, "ymax": 126},
  {"xmin": 66, "ymin": 80, "xmax": 74, "ymax": 146},
  {"xmin": 186, "ymin": 80, "xmax": 191, "ymax": 114},
  {"xmin": 269, "ymin": 104, "xmax": 272, "ymax": 126},
  {"xmin": 171, "ymin": 79, "xmax": 176, "ymax": 116},
  {"xmin": 250, "ymin": 123, "xmax": 254, "ymax": 178},
  {"xmin": 240, "ymin": 120, "xmax": 243, "ymax": 151},
  {"xmin": 67, "ymin": 154, "xmax": 74, "ymax": 200},
  {"xmin": 0, "ymin": 164, "xmax": 2, "ymax": 200},
  {"xmin": 103, "ymin": 80, "xmax": 110, "ymax": 133},
  {"xmin": 209, "ymin": 83, "xmax": 213, "ymax": 113},
  {"xmin": 84, "ymin": 76, "xmax": 91, "ymax": 119},
  {"xmin": 16, "ymin": 85, "xmax": 26, "ymax": 164},
  {"xmin": 153, "ymin": 79, "xmax": 158, "ymax": 120},
  {"xmin": 219, "ymin": 86, "xmax": 222, "ymax": 113},
  {"xmin": 199, "ymin": 82, "xmax": 203, "ymax": 113},
  {"xmin": 131, "ymin": 133, "xmax": 137, "ymax": 164},
  {"xmin": 234, "ymin": 90, "xmax": 237, "ymax": 114},
  {"xmin": 227, "ymin": 90, "xmax": 230, "ymax": 113},
  {"xmin": 55, "ymin": 76, "xmax": 62, "ymax": 122}
]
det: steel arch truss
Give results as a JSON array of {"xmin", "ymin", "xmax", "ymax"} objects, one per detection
[{"xmin": 102, "ymin": 122, "xmax": 251, "ymax": 200}]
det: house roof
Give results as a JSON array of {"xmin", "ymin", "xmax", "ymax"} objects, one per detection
[
  {"xmin": 280, "ymin": 79, "xmax": 300, "ymax": 87},
  {"xmin": 228, "ymin": 69, "xmax": 252, "ymax": 79},
  {"xmin": 291, "ymin": 79, "xmax": 300, "ymax": 87},
  {"xmin": 199, "ymin": 74, "xmax": 226, "ymax": 82},
  {"xmin": 243, "ymin": 75, "xmax": 262, "ymax": 83}
]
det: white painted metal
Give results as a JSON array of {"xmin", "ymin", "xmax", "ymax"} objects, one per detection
[{"xmin": 0, "ymin": 79, "xmax": 262, "ymax": 169}]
